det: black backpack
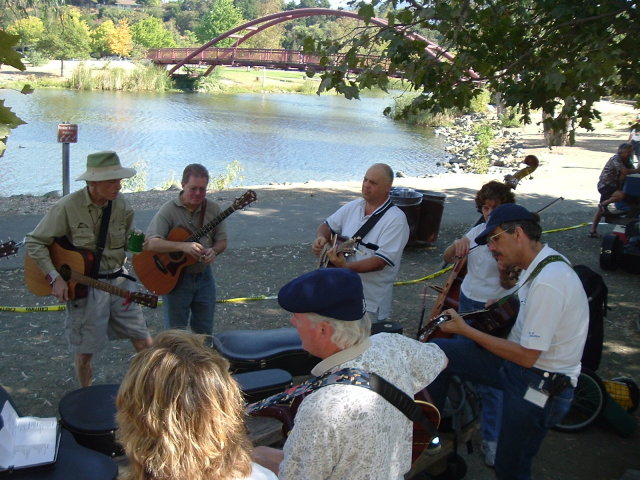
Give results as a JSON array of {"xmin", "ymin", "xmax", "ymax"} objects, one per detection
[{"xmin": 573, "ymin": 265, "xmax": 608, "ymax": 372}]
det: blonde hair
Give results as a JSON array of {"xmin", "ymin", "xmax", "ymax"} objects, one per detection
[
  {"xmin": 116, "ymin": 330, "xmax": 252, "ymax": 480},
  {"xmin": 306, "ymin": 312, "xmax": 371, "ymax": 349}
]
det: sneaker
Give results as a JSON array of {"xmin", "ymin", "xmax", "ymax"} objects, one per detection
[{"xmin": 481, "ymin": 440, "xmax": 497, "ymax": 467}]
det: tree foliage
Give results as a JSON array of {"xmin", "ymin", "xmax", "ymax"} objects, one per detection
[
  {"xmin": 131, "ymin": 16, "xmax": 177, "ymax": 49},
  {"xmin": 0, "ymin": 30, "xmax": 29, "ymax": 158},
  {"xmin": 6, "ymin": 16, "xmax": 45, "ymax": 52},
  {"xmin": 241, "ymin": 0, "xmax": 286, "ymax": 48},
  {"xmin": 91, "ymin": 19, "xmax": 116, "ymax": 57},
  {"xmin": 194, "ymin": 0, "xmax": 244, "ymax": 46},
  {"xmin": 109, "ymin": 19, "xmax": 134, "ymax": 57},
  {"xmin": 308, "ymin": 0, "xmax": 640, "ymax": 145},
  {"xmin": 38, "ymin": 6, "xmax": 92, "ymax": 61}
]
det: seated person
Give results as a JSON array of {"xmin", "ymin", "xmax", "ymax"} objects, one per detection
[
  {"xmin": 590, "ymin": 143, "xmax": 640, "ymax": 238},
  {"xmin": 116, "ymin": 330, "xmax": 277, "ymax": 480},
  {"xmin": 254, "ymin": 268, "xmax": 447, "ymax": 480}
]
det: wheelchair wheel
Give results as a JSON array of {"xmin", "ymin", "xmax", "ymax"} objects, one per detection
[
  {"xmin": 553, "ymin": 368, "xmax": 606, "ymax": 433},
  {"xmin": 600, "ymin": 233, "xmax": 622, "ymax": 270}
]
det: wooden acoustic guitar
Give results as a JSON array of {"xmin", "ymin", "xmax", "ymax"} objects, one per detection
[
  {"xmin": 0, "ymin": 240, "xmax": 19, "ymax": 259},
  {"xmin": 418, "ymin": 294, "xmax": 520, "ymax": 342},
  {"xmin": 24, "ymin": 238, "xmax": 158, "ymax": 308},
  {"xmin": 317, "ymin": 234, "xmax": 358, "ymax": 268},
  {"xmin": 132, "ymin": 190, "xmax": 257, "ymax": 295}
]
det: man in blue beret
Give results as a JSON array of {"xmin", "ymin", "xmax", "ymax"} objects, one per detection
[
  {"xmin": 428, "ymin": 204, "xmax": 589, "ymax": 480},
  {"xmin": 254, "ymin": 268, "xmax": 447, "ymax": 480}
]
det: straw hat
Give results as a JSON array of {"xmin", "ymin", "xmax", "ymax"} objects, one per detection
[{"xmin": 76, "ymin": 151, "xmax": 136, "ymax": 181}]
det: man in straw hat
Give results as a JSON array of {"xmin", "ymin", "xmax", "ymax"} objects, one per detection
[
  {"xmin": 428, "ymin": 204, "xmax": 588, "ymax": 480},
  {"xmin": 254, "ymin": 268, "xmax": 447, "ymax": 480},
  {"xmin": 25, "ymin": 151, "xmax": 152, "ymax": 387}
]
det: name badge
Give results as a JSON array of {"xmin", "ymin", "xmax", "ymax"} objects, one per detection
[{"xmin": 524, "ymin": 386, "xmax": 549, "ymax": 408}]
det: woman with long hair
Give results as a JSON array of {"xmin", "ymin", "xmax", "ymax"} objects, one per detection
[{"xmin": 116, "ymin": 329, "xmax": 277, "ymax": 480}]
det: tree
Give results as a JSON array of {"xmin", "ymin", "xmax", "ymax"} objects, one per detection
[
  {"xmin": 108, "ymin": 19, "xmax": 133, "ymax": 57},
  {"xmin": 6, "ymin": 16, "xmax": 45, "ymax": 52},
  {"xmin": 194, "ymin": 0, "xmax": 244, "ymax": 46},
  {"xmin": 0, "ymin": 30, "xmax": 30, "ymax": 158},
  {"xmin": 37, "ymin": 6, "xmax": 92, "ymax": 72},
  {"xmin": 91, "ymin": 19, "xmax": 116, "ymax": 57},
  {"xmin": 241, "ymin": 0, "xmax": 286, "ymax": 49},
  {"xmin": 309, "ymin": 0, "xmax": 640, "ymax": 146},
  {"xmin": 131, "ymin": 16, "xmax": 177, "ymax": 49}
]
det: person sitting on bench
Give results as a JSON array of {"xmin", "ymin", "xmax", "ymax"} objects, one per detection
[{"xmin": 590, "ymin": 143, "xmax": 640, "ymax": 238}]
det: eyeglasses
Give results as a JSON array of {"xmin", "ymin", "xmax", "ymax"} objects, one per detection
[{"xmin": 487, "ymin": 229, "xmax": 512, "ymax": 245}]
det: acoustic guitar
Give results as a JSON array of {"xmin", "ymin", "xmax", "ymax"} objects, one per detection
[
  {"xmin": 24, "ymin": 238, "xmax": 158, "ymax": 308},
  {"xmin": 317, "ymin": 234, "xmax": 358, "ymax": 268},
  {"xmin": 0, "ymin": 240, "xmax": 19, "ymax": 259},
  {"xmin": 418, "ymin": 294, "xmax": 520, "ymax": 342},
  {"xmin": 132, "ymin": 190, "xmax": 257, "ymax": 295}
]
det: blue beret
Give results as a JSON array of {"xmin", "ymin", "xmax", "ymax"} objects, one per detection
[
  {"xmin": 475, "ymin": 203, "xmax": 538, "ymax": 245},
  {"xmin": 278, "ymin": 269, "xmax": 366, "ymax": 321}
]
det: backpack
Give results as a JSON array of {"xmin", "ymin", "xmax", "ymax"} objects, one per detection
[{"xmin": 573, "ymin": 265, "xmax": 608, "ymax": 372}]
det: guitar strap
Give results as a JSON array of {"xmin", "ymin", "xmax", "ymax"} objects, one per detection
[
  {"xmin": 351, "ymin": 200, "xmax": 393, "ymax": 242},
  {"xmin": 90, "ymin": 200, "xmax": 112, "ymax": 279},
  {"xmin": 507, "ymin": 254, "xmax": 568, "ymax": 299},
  {"xmin": 246, "ymin": 367, "xmax": 437, "ymax": 437}
]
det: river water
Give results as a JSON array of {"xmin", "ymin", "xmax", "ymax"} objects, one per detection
[{"xmin": 0, "ymin": 89, "xmax": 447, "ymax": 196}]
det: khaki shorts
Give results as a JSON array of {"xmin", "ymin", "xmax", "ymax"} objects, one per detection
[{"xmin": 66, "ymin": 276, "xmax": 150, "ymax": 354}]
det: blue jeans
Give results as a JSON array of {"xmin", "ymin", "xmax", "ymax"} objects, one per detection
[
  {"xmin": 163, "ymin": 268, "xmax": 216, "ymax": 336},
  {"xmin": 429, "ymin": 337, "xmax": 574, "ymax": 480},
  {"xmin": 458, "ymin": 292, "xmax": 504, "ymax": 443}
]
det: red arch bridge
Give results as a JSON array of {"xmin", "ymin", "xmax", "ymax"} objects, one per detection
[{"xmin": 146, "ymin": 8, "xmax": 477, "ymax": 79}]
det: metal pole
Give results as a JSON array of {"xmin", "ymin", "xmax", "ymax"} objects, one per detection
[{"xmin": 62, "ymin": 142, "xmax": 70, "ymax": 196}]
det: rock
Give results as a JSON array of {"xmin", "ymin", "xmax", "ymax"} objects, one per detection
[{"xmin": 396, "ymin": 171, "xmax": 406, "ymax": 178}]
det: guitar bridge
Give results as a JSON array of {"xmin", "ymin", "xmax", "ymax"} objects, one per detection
[{"xmin": 153, "ymin": 255, "xmax": 168, "ymax": 274}]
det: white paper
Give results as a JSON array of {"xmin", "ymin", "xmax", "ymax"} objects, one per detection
[{"xmin": 0, "ymin": 400, "xmax": 58, "ymax": 470}]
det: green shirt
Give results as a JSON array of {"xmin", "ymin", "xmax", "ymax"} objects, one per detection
[{"xmin": 25, "ymin": 188, "xmax": 134, "ymax": 276}]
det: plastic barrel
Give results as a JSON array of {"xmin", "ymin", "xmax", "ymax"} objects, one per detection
[{"xmin": 416, "ymin": 191, "xmax": 446, "ymax": 245}]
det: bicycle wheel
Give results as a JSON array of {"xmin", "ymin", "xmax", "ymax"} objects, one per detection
[{"xmin": 554, "ymin": 368, "xmax": 607, "ymax": 433}]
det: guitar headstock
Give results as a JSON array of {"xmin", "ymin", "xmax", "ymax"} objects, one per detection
[
  {"xmin": 417, "ymin": 313, "xmax": 451, "ymax": 342},
  {"xmin": 232, "ymin": 190, "xmax": 257, "ymax": 211},
  {"xmin": 0, "ymin": 240, "xmax": 19, "ymax": 259},
  {"xmin": 131, "ymin": 292, "xmax": 158, "ymax": 309}
]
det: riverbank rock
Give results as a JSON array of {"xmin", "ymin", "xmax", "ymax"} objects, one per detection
[{"xmin": 435, "ymin": 113, "xmax": 525, "ymax": 173}]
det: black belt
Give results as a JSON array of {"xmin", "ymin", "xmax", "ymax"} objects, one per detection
[{"xmin": 96, "ymin": 269, "xmax": 136, "ymax": 282}]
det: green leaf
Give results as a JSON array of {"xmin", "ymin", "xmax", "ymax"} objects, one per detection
[
  {"xmin": 357, "ymin": 3, "xmax": 375, "ymax": 24},
  {"xmin": 0, "ymin": 30, "xmax": 27, "ymax": 71},
  {"xmin": 20, "ymin": 84, "xmax": 35, "ymax": 95},
  {"xmin": 0, "ymin": 101, "xmax": 27, "ymax": 128}
]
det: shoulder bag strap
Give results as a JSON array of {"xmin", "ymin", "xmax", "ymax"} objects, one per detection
[{"xmin": 90, "ymin": 200, "xmax": 112, "ymax": 279}]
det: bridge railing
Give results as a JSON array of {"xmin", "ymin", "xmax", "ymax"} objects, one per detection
[{"xmin": 148, "ymin": 47, "xmax": 387, "ymax": 71}]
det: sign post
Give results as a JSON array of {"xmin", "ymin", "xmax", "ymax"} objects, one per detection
[{"xmin": 57, "ymin": 123, "xmax": 78, "ymax": 196}]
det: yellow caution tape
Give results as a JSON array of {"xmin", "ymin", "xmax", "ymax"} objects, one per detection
[{"xmin": 0, "ymin": 223, "xmax": 591, "ymax": 312}]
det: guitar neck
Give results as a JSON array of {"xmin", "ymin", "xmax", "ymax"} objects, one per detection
[
  {"xmin": 187, "ymin": 204, "xmax": 235, "ymax": 242},
  {"xmin": 68, "ymin": 270, "xmax": 130, "ymax": 299}
]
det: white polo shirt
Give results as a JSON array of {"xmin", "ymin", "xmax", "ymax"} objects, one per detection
[
  {"xmin": 508, "ymin": 245, "xmax": 589, "ymax": 384},
  {"xmin": 325, "ymin": 197, "xmax": 409, "ymax": 319}
]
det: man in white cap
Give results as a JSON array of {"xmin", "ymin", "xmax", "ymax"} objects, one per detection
[
  {"xmin": 25, "ymin": 151, "xmax": 152, "ymax": 387},
  {"xmin": 254, "ymin": 268, "xmax": 447, "ymax": 480}
]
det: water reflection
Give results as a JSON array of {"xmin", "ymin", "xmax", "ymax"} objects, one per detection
[{"xmin": 0, "ymin": 89, "xmax": 447, "ymax": 196}]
